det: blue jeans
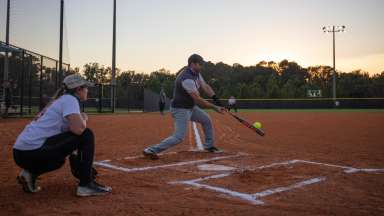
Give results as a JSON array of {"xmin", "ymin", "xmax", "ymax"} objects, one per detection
[{"xmin": 147, "ymin": 106, "xmax": 214, "ymax": 153}]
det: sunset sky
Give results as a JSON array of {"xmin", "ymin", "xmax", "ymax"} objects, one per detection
[{"xmin": 1, "ymin": 0, "xmax": 383, "ymax": 74}]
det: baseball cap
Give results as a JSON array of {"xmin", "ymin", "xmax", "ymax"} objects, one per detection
[
  {"xmin": 63, "ymin": 74, "xmax": 94, "ymax": 89},
  {"xmin": 188, "ymin": 54, "xmax": 206, "ymax": 65}
]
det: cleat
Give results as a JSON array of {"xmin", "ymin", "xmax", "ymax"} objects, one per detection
[{"xmin": 143, "ymin": 149, "xmax": 159, "ymax": 160}]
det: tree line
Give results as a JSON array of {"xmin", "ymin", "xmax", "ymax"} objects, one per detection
[{"xmin": 80, "ymin": 60, "xmax": 384, "ymax": 99}]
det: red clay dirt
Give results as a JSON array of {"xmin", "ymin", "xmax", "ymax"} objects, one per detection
[{"xmin": 0, "ymin": 111, "xmax": 383, "ymax": 216}]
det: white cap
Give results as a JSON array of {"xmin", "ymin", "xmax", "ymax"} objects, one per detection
[{"xmin": 63, "ymin": 74, "xmax": 94, "ymax": 89}]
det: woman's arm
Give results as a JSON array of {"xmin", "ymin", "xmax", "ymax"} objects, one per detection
[{"xmin": 66, "ymin": 113, "xmax": 87, "ymax": 135}]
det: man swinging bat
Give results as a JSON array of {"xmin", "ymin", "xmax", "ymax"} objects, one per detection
[{"xmin": 143, "ymin": 54, "xmax": 225, "ymax": 159}]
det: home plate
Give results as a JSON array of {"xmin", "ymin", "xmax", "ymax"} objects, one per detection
[{"xmin": 197, "ymin": 164, "xmax": 236, "ymax": 171}]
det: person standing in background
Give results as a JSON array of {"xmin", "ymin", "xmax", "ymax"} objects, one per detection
[
  {"xmin": 159, "ymin": 88, "xmax": 167, "ymax": 115},
  {"xmin": 228, "ymin": 96, "xmax": 237, "ymax": 112},
  {"xmin": 2, "ymin": 80, "xmax": 12, "ymax": 118}
]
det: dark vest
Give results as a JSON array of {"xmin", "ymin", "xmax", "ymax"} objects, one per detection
[{"xmin": 171, "ymin": 67, "xmax": 200, "ymax": 109}]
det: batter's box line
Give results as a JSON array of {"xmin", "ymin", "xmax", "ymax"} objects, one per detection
[
  {"xmin": 170, "ymin": 175, "xmax": 326, "ymax": 205},
  {"xmin": 94, "ymin": 153, "xmax": 248, "ymax": 173},
  {"xmin": 169, "ymin": 159, "xmax": 384, "ymax": 205},
  {"xmin": 239, "ymin": 159, "xmax": 384, "ymax": 174},
  {"xmin": 295, "ymin": 160, "xmax": 384, "ymax": 174}
]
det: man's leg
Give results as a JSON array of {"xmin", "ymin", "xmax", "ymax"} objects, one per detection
[
  {"xmin": 146, "ymin": 108, "xmax": 191, "ymax": 154},
  {"xmin": 190, "ymin": 106, "xmax": 214, "ymax": 149}
]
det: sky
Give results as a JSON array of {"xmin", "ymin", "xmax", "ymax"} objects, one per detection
[{"xmin": 1, "ymin": 0, "xmax": 383, "ymax": 75}]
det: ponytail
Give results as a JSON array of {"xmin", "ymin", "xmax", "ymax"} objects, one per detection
[
  {"xmin": 34, "ymin": 84, "xmax": 67, "ymax": 120},
  {"xmin": 52, "ymin": 84, "xmax": 67, "ymax": 100}
]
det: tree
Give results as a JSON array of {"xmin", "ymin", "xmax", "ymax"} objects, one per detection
[
  {"xmin": 266, "ymin": 74, "xmax": 280, "ymax": 98},
  {"xmin": 83, "ymin": 63, "xmax": 111, "ymax": 84}
]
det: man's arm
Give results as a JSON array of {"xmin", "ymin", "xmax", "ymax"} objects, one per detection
[
  {"xmin": 200, "ymin": 81, "xmax": 215, "ymax": 97},
  {"xmin": 198, "ymin": 74, "xmax": 215, "ymax": 97},
  {"xmin": 182, "ymin": 78, "xmax": 223, "ymax": 112},
  {"xmin": 198, "ymin": 74, "xmax": 222, "ymax": 106},
  {"xmin": 189, "ymin": 92, "xmax": 224, "ymax": 113}
]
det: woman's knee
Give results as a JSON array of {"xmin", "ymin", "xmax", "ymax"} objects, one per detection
[
  {"xmin": 81, "ymin": 128, "xmax": 94, "ymax": 139},
  {"xmin": 79, "ymin": 128, "xmax": 95, "ymax": 147}
]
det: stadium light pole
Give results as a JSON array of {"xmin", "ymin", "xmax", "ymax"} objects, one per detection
[
  {"xmin": 322, "ymin": 25, "xmax": 346, "ymax": 106},
  {"xmin": 59, "ymin": 0, "xmax": 64, "ymax": 84},
  {"xmin": 111, "ymin": 0, "xmax": 116, "ymax": 112},
  {"xmin": 2, "ymin": 0, "xmax": 10, "ymax": 102}
]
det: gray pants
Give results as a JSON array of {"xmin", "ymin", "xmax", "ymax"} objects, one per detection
[{"xmin": 147, "ymin": 106, "xmax": 214, "ymax": 153}]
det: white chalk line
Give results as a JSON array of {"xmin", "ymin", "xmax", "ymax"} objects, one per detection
[
  {"xmin": 171, "ymin": 174, "xmax": 325, "ymax": 205},
  {"xmin": 170, "ymin": 173, "xmax": 232, "ymax": 184},
  {"xmin": 170, "ymin": 159, "xmax": 384, "ymax": 205},
  {"xmin": 94, "ymin": 153, "xmax": 244, "ymax": 173},
  {"xmin": 243, "ymin": 159, "xmax": 384, "ymax": 174},
  {"xmin": 192, "ymin": 122, "xmax": 204, "ymax": 151},
  {"xmin": 249, "ymin": 160, "xmax": 299, "ymax": 170},
  {"xmin": 296, "ymin": 160, "xmax": 384, "ymax": 174},
  {"xmin": 173, "ymin": 180, "xmax": 264, "ymax": 205},
  {"xmin": 252, "ymin": 177, "xmax": 326, "ymax": 198}
]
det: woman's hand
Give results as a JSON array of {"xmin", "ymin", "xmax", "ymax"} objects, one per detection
[{"xmin": 81, "ymin": 112, "xmax": 88, "ymax": 121}]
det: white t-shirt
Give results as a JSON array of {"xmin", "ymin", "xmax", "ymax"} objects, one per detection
[
  {"xmin": 13, "ymin": 94, "xmax": 81, "ymax": 150},
  {"xmin": 182, "ymin": 73, "xmax": 207, "ymax": 94},
  {"xmin": 228, "ymin": 98, "xmax": 236, "ymax": 105}
]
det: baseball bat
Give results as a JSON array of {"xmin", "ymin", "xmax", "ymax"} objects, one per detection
[{"xmin": 226, "ymin": 111, "xmax": 265, "ymax": 136}]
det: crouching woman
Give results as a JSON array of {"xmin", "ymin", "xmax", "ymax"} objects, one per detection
[{"xmin": 13, "ymin": 74, "xmax": 111, "ymax": 197}]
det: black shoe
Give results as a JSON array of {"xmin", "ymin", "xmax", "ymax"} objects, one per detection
[
  {"xmin": 205, "ymin": 147, "xmax": 223, "ymax": 153},
  {"xmin": 76, "ymin": 181, "xmax": 112, "ymax": 197},
  {"xmin": 143, "ymin": 149, "xmax": 159, "ymax": 160}
]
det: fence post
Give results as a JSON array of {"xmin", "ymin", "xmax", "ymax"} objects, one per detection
[
  {"xmin": 28, "ymin": 55, "xmax": 32, "ymax": 114},
  {"xmin": 20, "ymin": 51, "xmax": 25, "ymax": 116},
  {"xmin": 55, "ymin": 61, "xmax": 58, "ymax": 90},
  {"xmin": 98, "ymin": 84, "xmax": 102, "ymax": 113}
]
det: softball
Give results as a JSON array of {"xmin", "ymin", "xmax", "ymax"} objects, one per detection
[{"xmin": 253, "ymin": 122, "xmax": 262, "ymax": 129}]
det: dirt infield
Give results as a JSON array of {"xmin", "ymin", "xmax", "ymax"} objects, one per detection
[{"xmin": 1, "ymin": 111, "xmax": 384, "ymax": 216}]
